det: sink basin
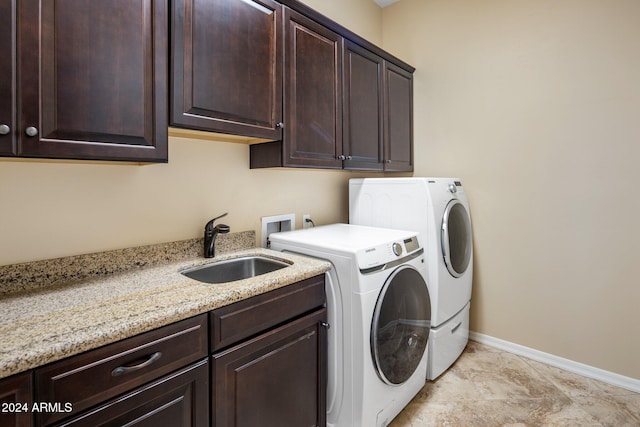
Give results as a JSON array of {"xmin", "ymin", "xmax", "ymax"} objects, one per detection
[{"xmin": 181, "ymin": 256, "xmax": 291, "ymax": 284}]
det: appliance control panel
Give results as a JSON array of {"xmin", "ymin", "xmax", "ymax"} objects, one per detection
[{"xmin": 357, "ymin": 235, "xmax": 420, "ymax": 269}]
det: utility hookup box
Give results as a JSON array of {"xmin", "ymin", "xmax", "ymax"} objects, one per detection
[{"xmin": 261, "ymin": 213, "xmax": 295, "ymax": 248}]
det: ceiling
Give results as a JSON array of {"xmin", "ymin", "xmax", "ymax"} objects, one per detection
[{"xmin": 374, "ymin": 0, "xmax": 400, "ymax": 7}]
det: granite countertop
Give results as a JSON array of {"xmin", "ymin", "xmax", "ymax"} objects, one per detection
[{"xmin": 0, "ymin": 233, "xmax": 331, "ymax": 380}]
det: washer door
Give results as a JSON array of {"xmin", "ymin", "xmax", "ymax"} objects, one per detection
[
  {"xmin": 441, "ymin": 199, "xmax": 472, "ymax": 278},
  {"xmin": 371, "ymin": 266, "xmax": 431, "ymax": 385}
]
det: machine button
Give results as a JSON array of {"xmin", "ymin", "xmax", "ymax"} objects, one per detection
[{"xmin": 392, "ymin": 242, "xmax": 403, "ymax": 256}]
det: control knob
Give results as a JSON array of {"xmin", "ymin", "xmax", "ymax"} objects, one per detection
[
  {"xmin": 448, "ymin": 183, "xmax": 457, "ymax": 194},
  {"xmin": 392, "ymin": 242, "xmax": 403, "ymax": 256}
]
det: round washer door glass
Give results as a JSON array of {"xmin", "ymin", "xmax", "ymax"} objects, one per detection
[
  {"xmin": 441, "ymin": 199, "xmax": 472, "ymax": 278},
  {"xmin": 371, "ymin": 266, "xmax": 431, "ymax": 385}
]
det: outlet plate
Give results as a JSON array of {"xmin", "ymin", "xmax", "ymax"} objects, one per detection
[{"xmin": 302, "ymin": 214, "xmax": 312, "ymax": 229}]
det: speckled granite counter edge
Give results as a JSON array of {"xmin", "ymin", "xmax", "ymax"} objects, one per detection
[{"xmin": 0, "ymin": 243, "xmax": 331, "ymax": 380}]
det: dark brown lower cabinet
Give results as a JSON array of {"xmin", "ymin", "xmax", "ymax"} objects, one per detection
[
  {"xmin": 0, "ymin": 371, "xmax": 33, "ymax": 427},
  {"xmin": 0, "ymin": 276, "xmax": 327, "ymax": 427},
  {"xmin": 54, "ymin": 360, "xmax": 208, "ymax": 427},
  {"xmin": 213, "ymin": 308, "xmax": 327, "ymax": 427}
]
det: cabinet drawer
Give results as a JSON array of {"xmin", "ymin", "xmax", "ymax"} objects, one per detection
[
  {"xmin": 35, "ymin": 314, "xmax": 208, "ymax": 425},
  {"xmin": 210, "ymin": 275, "xmax": 325, "ymax": 351},
  {"xmin": 54, "ymin": 360, "xmax": 209, "ymax": 427}
]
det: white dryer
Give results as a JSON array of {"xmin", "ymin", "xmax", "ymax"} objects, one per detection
[
  {"xmin": 349, "ymin": 178, "xmax": 473, "ymax": 380},
  {"xmin": 269, "ymin": 224, "xmax": 431, "ymax": 427}
]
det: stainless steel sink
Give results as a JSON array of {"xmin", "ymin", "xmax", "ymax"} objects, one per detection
[{"xmin": 180, "ymin": 256, "xmax": 291, "ymax": 284}]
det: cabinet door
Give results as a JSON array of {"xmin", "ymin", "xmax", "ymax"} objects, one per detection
[
  {"xmin": 0, "ymin": 371, "xmax": 32, "ymax": 427},
  {"xmin": 284, "ymin": 8, "xmax": 342, "ymax": 169},
  {"xmin": 383, "ymin": 61, "xmax": 413, "ymax": 171},
  {"xmin": 343, "ymin": 41, "xmax": 384, "ymax": 171},
  {"xmin": 56, "ymin": 360, "xmax": 209, "ymax": 427},
  {"xmin": 17, "ymin": 0, "xmax": 168, "ymax": 162},
  {"xmin": 0, "ymin": 0, "xmax": 16, "ymax": 155},
  {"xmin": 172, "ymin": 0, "xmax": 283, "ymax": 140},
  {"xmin": 213, "ymin": 308, "xmax": 327, "ymax": 427}
]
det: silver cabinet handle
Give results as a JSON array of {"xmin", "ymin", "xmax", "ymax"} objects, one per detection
[
  {"xmin": 346, "ymin": 156, "xmax": 352, "ymax": 160},
  {"xmin": 275, "ymin": 122, "xmax": 284, "ymax": 129},
  {"xmin": 321, "ymin": 322, "xmax": 330, "ymax": 329},
  {"xmin": 25, "ymin": 126, "xmax": 38, "ymax": 137},
  {"xmin": 338, "ymin": 155, "xmax": 346, "ymax": 160},
  {"xmin": 0, "ymin": 124, "xmax": 9, "ymax": 135},
  {"xmin": 111, "ymin": 351, "xmax": 162, "ymax": 377}
]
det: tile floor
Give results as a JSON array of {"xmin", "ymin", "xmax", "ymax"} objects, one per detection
[{"xmin": 390, "ymin": 341, "xmax": 640, "ymax": 426}]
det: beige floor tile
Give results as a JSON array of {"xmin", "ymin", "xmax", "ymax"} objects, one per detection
[
  {"xmin": 572, "ymin": 394, "xmax": 640, "ymax": 426},
  {"xmin": 390, "ymin": 399, "xmax": 503, "ymax": 426},
  {"xmin": 490, "ymin": 397, "xmax": 604, "ymax": 427},
  {"xmin": 390, "ymin": 342, "xmax": 640, "ymax": 427},
  {"xmin": 525, "ymin": 358, "xmax": 637, "ymax": 398}
]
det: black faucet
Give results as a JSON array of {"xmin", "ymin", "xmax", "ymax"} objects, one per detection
[{"xmin": 204, "ymin": 213, "xmax": 230, "ymax": 258}]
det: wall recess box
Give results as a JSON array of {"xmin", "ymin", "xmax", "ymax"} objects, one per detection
[{"xmin": 261, "ymin": 214, "xmax": 295, "ymax": 248}]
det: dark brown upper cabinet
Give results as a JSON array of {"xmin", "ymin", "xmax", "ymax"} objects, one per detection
[
  {"xmin": 282, "ymin": 7, "xmax": 343, "ymax": 168},
  {"xmin": 343, "ymin": 40, "xmax": 385, "ymax": 171},
  {"xmin": 343, "ymin": 41, "xmax": 414, "ymax": 172},
  {"xmin": 249, "ymin": 6, "xmax": 344, "ymax": 169},
  {"xmin": 2, "ymin": 0, "xmax": 168, "ymax": 162},
  {"xmin": 170, "ymin": 0, "xmax": 413, "ymax": 171},
  {"xmin": 171, "ymin": 0, "xmax": 284, "ymax": 141},
  {"xmin": 0, "ymin": 0, "xmax": 16, "ymax": 156},
  {"xmin": 250, "ymin": 1, "xmax": 414, "ymax": 171},
  {"xmin": 384, "ymin": 61, "xmax": 414, "ymax": 171}
]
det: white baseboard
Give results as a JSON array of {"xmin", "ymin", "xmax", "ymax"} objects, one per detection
[{"xmin": 469, "ymin": 331, "xmax": 640, "ymax": 394}]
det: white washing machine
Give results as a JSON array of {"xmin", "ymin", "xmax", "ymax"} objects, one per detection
[
  {"xmin": 269, "ymin": 224, "xmax": 431, "ymax": 427},
  {"xmin": 349, "ymin": 178, "xmax": 473, "ymax": 380}
]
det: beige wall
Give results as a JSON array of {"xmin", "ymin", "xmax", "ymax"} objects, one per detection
[
  {"xmin": 383, "ymin": 0, "xmax": 640, "ymax": 378},
  {"xmin": 303, "ymin": 0, "xmax": 383, "ymax": 45},
  {"xmin": 0, "ymin": 0, "xmax": 382, "ymax": 266}
]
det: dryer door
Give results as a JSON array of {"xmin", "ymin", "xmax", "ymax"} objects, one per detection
[
  {"xmin": 371, "ymin": 266, "xmax": 431, "ymax": 385},
  {"xmin": 441, "ymin": 199, "xmax": 472, "ymax": 278}
]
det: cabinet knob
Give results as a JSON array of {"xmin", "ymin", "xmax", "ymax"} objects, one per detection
[
  {"xmin": 321, "ymin": 322, "xmax": 330, "ymax": 329},
  {"xmin": 25, "ymin": 126, "xmax": 38, "ymax": 137},
  {"xmin": 346, "ymin": 156, "xmax": 352, "ymax": 160},
  {"xmin": 275, "ymin": 122, "xmax": 284, "ymax": 129},
  {"xmin": 338, "ymin": 155, "xmax": 346, "ymax": 160},
  {"xmin": 0, "ymin": 124, "xmax": 9, "ymax": 135}
]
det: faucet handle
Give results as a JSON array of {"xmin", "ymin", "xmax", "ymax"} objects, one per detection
[
  {"xmin": 205, "ymin": 212, "xmax": 228, "ymax": 232},
  {"xmin": 212, "ymin": 212, "xmax": 228, "ymax": 222}
]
